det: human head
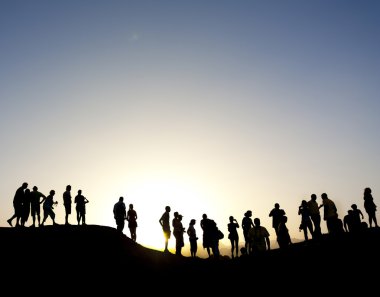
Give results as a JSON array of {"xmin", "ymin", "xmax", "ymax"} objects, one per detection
[
  {"xmin": 321, "ymin": 193, "xmax": 328, "ymax": 200},
  {"xmin": 190, "ymin": 219, "xmax": 196, "ymax": 225},
  {"xmin": 22, "ymin": 182, "xmax": 28, "ymax": 189},
  {"xmin": 254, "ymin": 218, "xmax": 261, "ymax": 226},
  {"xmin": 33, "ymin": 186, "xmax": 38, "ymax": 191},
  {"xmin": 165, "ymin": 206, "xmax": 171, "ymax": 212},
  {"xmin": 119, "ymin": 197, "xmax": 124, "ymax": 202},
  {"xmin": 311, "ymin": 194, "xmax": 317, "ymax": 200}
]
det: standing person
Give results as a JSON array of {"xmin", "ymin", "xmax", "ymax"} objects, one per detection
[
  {"xmin": 20, "ymin": 188, "xmax": 31, "ymax": 226},
  {"xmin": 363, "ymin": 187, "xmax": 378, "ymax": 228},
  {"xmin": 307, "ymin": 194, "xmax": 322, "ymax": 238},
  {"xmin": 30, "ymin": 186, "xmax": 46, "ymax": 227},
  {"xmin": 269, "ymin": 203, "xmax": 286, "ymax": 236},
  {"xmin": 113, "ymin": 197, "xmax": 126, "ymax": 234},
  {"xmin": 40, "ymin": 190, "xmax": 58, "ymax": 226},
  {"xmin": 248, "ymin": 218, "xmax": 270, "ymax": 253},
  {"xmin": 187, "ymin": 219, "xmax": 198, "ymax": 258},
  {"xmin": 63, "ymin": 185, "xmax": 72, "ymax": 225},
  {"xmin": 172, "ymin": 213, "xmax": 185, "ymax": 256},
  {"xmin": 126, "ymin": 204, "xmax": 138, "ymax": 242},
  {"xmin": 200, "ymin": 213, "xmax": 212, "ymax": 258},
  {"xmin": 277, "ymin": 216, "xmax": 292, "ymax": 249},
  {"xmin": 298, "ymin": 200, "xmax": 314, "ymax": 241},
  {"xmin": 7, "ymin": 182, "xmax": 28, "ymax": 227},
  {"xmin": 227, "ymin": 216, "xmax": 239, "ymax": 259},
  {"xmin": 241, "ymin": 210, "xmax": 253, "ymax": 254},
  {"xmin": 74, "ymin": 190, "xmax": 89, "ymax": 225},
  {"xmin": 159, "ymin": 206, "xmax": 171, "ymax": 253},
  {"xmin": 320, "ymin": 193, "xmax": 339, "ymax": 234}
]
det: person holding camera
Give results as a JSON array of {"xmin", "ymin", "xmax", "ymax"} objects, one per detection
[{"xmin": 227, "ymin": 216, "xmax": 240, "ymax": 258}]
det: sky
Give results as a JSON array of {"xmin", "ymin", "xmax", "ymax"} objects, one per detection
[{"xmin": 1, "ymin": 0, "xmax": 379, "ymax": 257}]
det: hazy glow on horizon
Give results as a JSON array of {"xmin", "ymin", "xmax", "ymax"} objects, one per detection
[{"xmin": 1, "ymin": 1, "xmax": 379, "ymax": 256}]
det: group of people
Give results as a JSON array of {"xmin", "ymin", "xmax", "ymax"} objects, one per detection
[
  {"xmin": 113, "ymin": 197, "xmax": 138, "ymax": 242},
  {"xmin": 7, "ymin": 182, "xmax": 378, "ymax": 259},
  {"xmin": 7, "ymin": 182, "xmax": 89, "ymax": 228},
  {"xmin": 156, "ymin": 188, "xmax": 378, "ymax": 259}
]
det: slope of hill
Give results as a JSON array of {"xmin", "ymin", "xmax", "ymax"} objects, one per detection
[{"xmin": 1, "ymin": 225, "xmax": 379, "ymax": 293}]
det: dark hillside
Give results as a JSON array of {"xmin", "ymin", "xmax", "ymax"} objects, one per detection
[{"xmin": 2, "ymin": 225, "xmax": 379, "ymax": 293}]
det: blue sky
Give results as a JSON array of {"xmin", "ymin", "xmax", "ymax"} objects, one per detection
[{"xmin": 1, "ymin": 0, "xmax": 379, "ymax": 255}]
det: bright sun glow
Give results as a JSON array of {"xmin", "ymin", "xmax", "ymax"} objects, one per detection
[{"xmin": 106, "ymin": 175, "xmax": 214, "ymax": 253}]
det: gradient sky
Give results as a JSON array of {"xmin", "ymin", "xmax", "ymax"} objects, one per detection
[{"xmin": 1, "ymin": 0, "xmax": 379, "ymax": 256}]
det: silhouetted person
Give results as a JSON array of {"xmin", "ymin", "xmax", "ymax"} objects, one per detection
[
  {"xmin": 200, "ymin": 213, "xmax": 212, "ymax": 258},
  {"xmin": 126, "ymin": 203, "xmax": 137, "ymax": 242},
  {"xmin": 320, "ymin": 193, "xmax": 339, "ymax": 235},
  {"xmin": 159, "ymin": 206, "xmax": 171, "ymax": 252},
  {"xmin": 227, "ymin": 216, "xmax": 239, "ymax": 258},
  {"xmin": 187, "ymin": 219, "xmax": 198, "ymax": 258},
  {"xmin": 63, "ymin": 185, "xmax": 72, "ymax": 225},
  {"xmin": 363, "ymin": 187, "xmax": 378, "ymax": 228},
  {"xmin": 7, "ymin": 182, "xmax": 28, "ymax": 227},
  {"xmin": 21, "ymin": 188, "xmax": 31, "ymax": 226},
  {"xmin": 113, "ymin": 197, "xmax": 126, "ymax": 234},
  {"xmin": 75, "ymin": 190, "xmax": 89, "ymax": 225},
  {"xmin": 350, "ymin": 204, "xmax": 364, "ymax": 232},
  {"xmin": 307, "ymin": 193, "xmax": 322, "ymax": 238},
  {"xmin": 30, "ymin": 186, "xmax": 46, "ymax": 227},
  {"xmin": 172, "ymin": 212, "xmax": 185, "ymax": 256},
  {"xmin": 41, "ymin": 190, "xmax": 58, "ymax": 226},
  {"xmin": 277, "ymin": 216, "xmax": 292, "ymax": 249},
  {"xmin": 242, "ymin": 210, "xmax": 253, "ymax": 254},
  {"xmin": 248, "ymin": 218, "xmax": 270, "ymax": 253},
  {"xmin": 343, "ymin": 210, "xmax": 353, "ymax": 233},
  {"xmin": 298, "ymin": 200, "xmax": 314, "ymax": 241},
  {"xmin": 269, "ymin": 203, "xmax": 286, "ymax": 236},
  {"xmin": 240, "ymin": 247, "xmax": 248, "ymax": 258}
]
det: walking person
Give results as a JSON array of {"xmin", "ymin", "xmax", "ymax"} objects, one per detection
[
  {"xmin": 40, "ymin": 190, "xmax": 58, "ymax": 226},
  {"xmin": 7, "ymin": 182, "xmax": 28, "ymax": 227},
  {"xmin": 113, "ymin": 197, "xmax": 126, "ymax": 234},
  {"xmin": 126, "ymin": 203, "xmax": 138, "ymax": 242}
]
